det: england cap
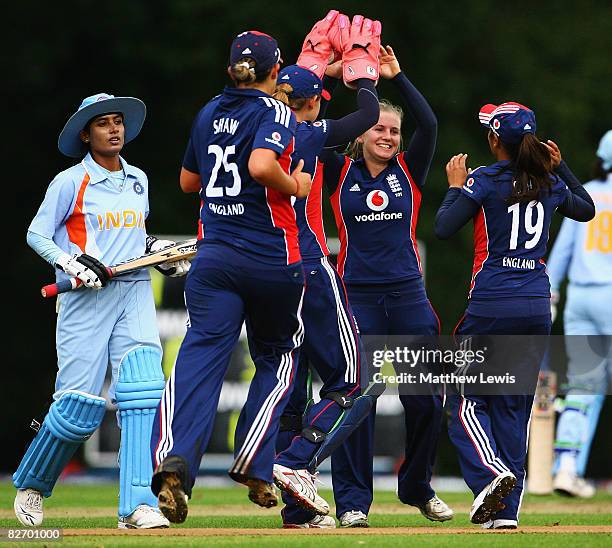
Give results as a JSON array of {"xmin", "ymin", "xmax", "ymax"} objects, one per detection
[
  {"xmin": 278, "ymin": 65, "xmax": 331, "ymax": 100},
  {"xmin": 478, "ymin": 102, "xmax": 536, "ymax": 145},
  {"xmin": 229, "ymin": 31, "xmax": 281, "ymax": 75}
]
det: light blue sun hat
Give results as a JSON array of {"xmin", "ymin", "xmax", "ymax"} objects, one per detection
[
  {"xmin": 58, "ymin": 93, "xmax": 146, "ymax": 158},
  {"xmin": 596, "ymin": 130, "xmax": 612, "ymax": 171}
]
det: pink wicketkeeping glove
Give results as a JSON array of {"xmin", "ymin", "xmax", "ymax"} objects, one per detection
[
  {"xmin": 296, "ymin": 10, "xmax": 340, "ymax": 79},
  {"xmin": 328, "ymin": 13, "xmax": 349, "ymax": 63},
  {"xmin": 341, "ymin": 15, "xmax": 382, "ymax": 88}
]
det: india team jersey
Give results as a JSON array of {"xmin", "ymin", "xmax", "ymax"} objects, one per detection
[
  {"xmin": 292, "ymin": 120, "xmax": 331, "ymax": 261},
  {"xmin": 28, "ymin": 153, "xmax": 150, "ymax": 283},
  {"xmin": 547, "ymin": 175, "xmax": 612, "ymax": 289},
  {"xmin": 330, "ymin": 153, "xmax": 422, "ymax": 284},
  {"xmin": 461, "ymin": 160, "xmax": 570, "ymax": 299},
  {"xmin": 183, "ymin": 87, "xmax": 300, "ymax": 265}
]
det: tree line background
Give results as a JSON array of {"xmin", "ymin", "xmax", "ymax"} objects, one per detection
[{"xmin": 4, "ymin": 0, "xmax": 611, "ymax": 474}]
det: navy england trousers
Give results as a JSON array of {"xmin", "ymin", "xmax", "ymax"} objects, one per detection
[{"xmin": 151, "ymin": 243, "xmax": 305, "ymax": 493}]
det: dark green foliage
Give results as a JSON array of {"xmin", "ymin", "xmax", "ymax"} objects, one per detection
[{"xmin": 4, "ymin": 0, "xmax": 611, "ymax": 471}]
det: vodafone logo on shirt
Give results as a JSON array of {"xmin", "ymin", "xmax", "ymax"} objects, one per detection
[
  {"xmin": 366, "ymin": 190, "xmax": 389, "ymax": 211},
  {"xmin": 355, "ymin": 189, "xmax": 403, "ymax": 222},
  {"xmin": 463, "ymin": 177, "xmax": 475, "ymax": 194},
  {"xmin": 265, "ymin": 131, "xmax": 284, "ymax": 149}
]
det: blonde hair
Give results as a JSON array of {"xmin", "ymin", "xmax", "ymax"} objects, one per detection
[
  {"xmin": 273, "ymin": 83, "xmax": 310, "ymax": 110},
  {"xmin": 346, "ymin": 99, "xmax": 404, "ymax": 160},
  {"xmin": 229, "ymin": 58, "xmax": 263, "ymax": 84}
]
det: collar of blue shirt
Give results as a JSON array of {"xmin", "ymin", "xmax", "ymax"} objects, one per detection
[{"xmin": 81, "ymin": 152, "xmax": 140, "ymax": 184}]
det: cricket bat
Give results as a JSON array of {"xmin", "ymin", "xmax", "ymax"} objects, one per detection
[
  {"xmin": 41, "ymin": 238, "xmax": 198, "ymax": 298},
  {"xmin": 527, "ymin": 370, "xmax": 557, "ymax": 494}
]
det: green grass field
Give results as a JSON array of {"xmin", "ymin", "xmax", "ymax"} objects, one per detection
[{"xmin": 1, "ymin": 481, "xmax": 610, "ymax": 546}]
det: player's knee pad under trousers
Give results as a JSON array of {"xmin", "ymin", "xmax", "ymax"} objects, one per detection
[
  {"xmin": 116, "ymin": 346, "xmax": 165, "ymax": 517},
  {"xmin": 301, "ymin": 391, "xmax": 355, "ymax": 442},
  {"xmin": 307, "ymin": 392, "xmax": 378, "ymax": 471},
  {"xmin": 13, "ymin": 391, "xmax": 106, "ymax": 497}
]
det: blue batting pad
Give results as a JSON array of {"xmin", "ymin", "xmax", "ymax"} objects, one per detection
[
  {"xmin": 576, "ymin": 394, "xmax": 605, "ymax": 476},
  {"xmin": 554, "ymin": 393, "xmax": 605, "ymax": 477},
  {"xmin": 115, "ymin": 346, "xmax": 165, "ymax": 517},
  {"xmin": 13, "ymin": 391, "xmax": 106, "ymax": 497}
]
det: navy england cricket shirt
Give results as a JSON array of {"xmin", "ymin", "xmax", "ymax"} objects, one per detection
[
  {"xmin": 461, "ymin": 160, "xmax": 569, "ymax": 300},
  {"xmin": 291, "ymin": 120, "xmax": 333, "ymax": 261},
  {"xmin": 183, "ymin": 87, "xmax": 300, "ymax": 265},
  {"xmin": 329, "ymin": 152, "xmax": 423, "ymax": 284}
]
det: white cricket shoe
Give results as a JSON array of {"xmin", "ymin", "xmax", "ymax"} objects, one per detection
[
  {"xmin": 339, "ymin": 510, "xmax": 369, "ymax": 528},
  {"xmin": 482, "ymin": 519, "xmax": 518, "ymax": 529},
  {"xmin": 273, "ymin": 464, "xmax": 329, "ymax": 515},
  {"xmin": 283, "ymin": 515, "xmax": 336, "ymax": 529},
  {"xmin": 470, "ymin": 471, "xmax": 517, "ymax": 524},
  {"xmin": 417, "ymin": 495, "xmax": 454, "ymax": 522},
  {"xmin": 14, "ymin": 488, "xmax": 43, "ymax": 527},
  {"xmin": 553, "ymin": 471, "xmax": 596, "ymax": 498},
  {"xmin": 118, "ymin": 504, "xmax": 170, "ymax": 529}
]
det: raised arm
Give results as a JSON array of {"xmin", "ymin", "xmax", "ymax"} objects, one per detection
[
  {"xmin": 318, "ymin": 61, "xmax": 375, "ymax": 194},
  {"xmin": 435, "ymin": 189, "xmax": 480, "ymax": 239},
  {"xmin": 317, "ymin": 74, "xmax": 339, "ymax": 120},
  {"xmin": 380, "ymin": 46, "xmax": 437, "ymax": 188},
  {"xmin": 555, "ymin": 161, "xmax": 595, "ymax": 221},
  {"xmin": 320, "ymin": 149, "xmax": 350, "ymax": 195},
  {"xmin": 545, "ymin": 140, "xmax": 595, "ymax": 221},
  {"xmin": 435, "ymin": 153, "xmax": 479, "ymax": 239},
  {"xmin": 321, "ymin": 61, "xmax": 379, "ymax": 148}
]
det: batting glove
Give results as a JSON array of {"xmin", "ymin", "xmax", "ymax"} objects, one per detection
[
  {"xmin": 56, "ymin": 253, "xmax": 110, "ymax": 289},
  {"xmin": 296, "ymin": 10, "xmax": 341, "ymax": 79},
  {"xmin": 341, "ymin": 15, "xmax": 382, "ymax": 88},
  {"xmin": 146, "ymin": 236, "xmax": 191, "ymax": 277}
]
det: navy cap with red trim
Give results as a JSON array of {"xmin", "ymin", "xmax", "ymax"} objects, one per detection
[
  {"xmin": 478, "ymin": 102, "xmax": 536, "ymax": 145},
  {"xmin": 229, "ymin": 30, "xmax": 281, "ymax": 75},
  {"xmin": 278, "ymin": 65, "xmax": 331, "ymax": 101}
]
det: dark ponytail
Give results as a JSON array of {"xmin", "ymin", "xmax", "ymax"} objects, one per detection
[{"xmin": 505, "ymin": 133, "xmax": 553, "ymax": 204}]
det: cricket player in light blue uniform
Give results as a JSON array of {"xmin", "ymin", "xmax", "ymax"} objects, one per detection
[
  {"xmin": 549, "ymin": 130, "xmax": 612, "ymax": 497},
  {"xmin": 13, "ymin": 93, "xmax": 189, "ymax": 528}
]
